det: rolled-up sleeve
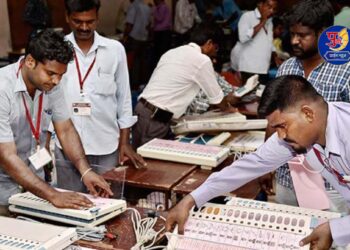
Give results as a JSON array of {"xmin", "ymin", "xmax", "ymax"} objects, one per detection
[
  {"xmin": 115, "ymin": 44, "xmax": 137, "ymax": 129},
  {"xmin": 191, "ymin": 133, "xmax": 295, "ymax": 207},
  {"xmin": 195, "ymin": 60, "xmax": 224, "ymax": 105},
  {"xmin": 0, "ymin": 89, "xmax": 14, "ymax": 143},
  {"xmin": 330, "ymin": 216, "xmax": 350, "ymax": 246},
  {"xmin": 238, "ymin": 12, "xmax": 254, "ymax": 43}
]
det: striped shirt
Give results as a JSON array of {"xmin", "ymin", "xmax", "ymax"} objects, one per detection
[{"xmin": 276, "ymin": 57, "xmax": 350, "ymax": 189}]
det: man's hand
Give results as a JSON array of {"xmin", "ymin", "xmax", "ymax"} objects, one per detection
[
  {"xmin": 166, "ymin": 195, "xmax": 196, "ymax": 234},
  {"xmin": 49, "ymin": 191, "xmax": 93, "ymax": 209},
  {"xmin": 258, "ymin": 173, "xmax": 275, "ymax": 195},
  {"xmin": 299, "ymin": 222, "xmax": 333, "ymax": 250},
  {"xmin": 82, "ymin": 171, "xmax": 113, "ymax": 198},
  {"xmin": 119, "ymin": 143, "xmax": 147, "ymax": 169}
]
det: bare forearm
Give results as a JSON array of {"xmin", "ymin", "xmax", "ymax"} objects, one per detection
[
  {"xmin": 119, "ymin": 128, "xmax": 130, "ymax": 146},
  {"xmin": 55, "ymin": 120, "xmax": 89, "ymax": 175},
  {"xmin": 252, "ymin": 19, "xmax": 267, "ymax": 38},
  {"xmin": 0, "ymin": 143, "xmax": 57, "ymax": 201}
]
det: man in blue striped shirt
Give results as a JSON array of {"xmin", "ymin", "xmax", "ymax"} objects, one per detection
[{"xmin": 273, "ymin": 0, "xmax": 350, "ymax": 211}]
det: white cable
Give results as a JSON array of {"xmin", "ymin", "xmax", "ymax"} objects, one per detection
[{"xmin": 127, "ymin": 208, "xmax": 166, "ymax": 250}]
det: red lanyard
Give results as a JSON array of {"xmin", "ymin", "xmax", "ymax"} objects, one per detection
[
  {"xmin": 313, "ymin": 147, "xmax": 347, "ymax": 185},
  {"xmin": 22, "ymin": 93, "xmax": 43, "ymax": 145},
  {"xmin": 17, "ymin": 61, "xmax": 44, "ymax": 145},
  {"xmin": 73, "ymin": 50, "xmax": 97, "ymax": 92}
]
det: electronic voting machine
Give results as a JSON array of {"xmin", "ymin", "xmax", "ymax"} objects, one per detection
[
  {"xmin": 137, "ymin": 138, "xmax": 230, "ymax": 169},
  {"xmin": 9, "ymin": 189, "xmax": 126, "ymax": 228},
  {"xmin": 167, "ymin": 197, "xmax": 341, "ymax": 250},
  {"xmin": 171, "ymin": 110, "xmax": 267, "ymax": 135},
  {"xmin": 0, "ymin": 216, "xmax": 77, "ymax": 250}
]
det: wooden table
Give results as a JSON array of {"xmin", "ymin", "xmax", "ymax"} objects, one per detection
[
  {"xmin": 172, "ymin": 156, "xmax": 261, "ymax": 199},
  {"xmin": 103, "ymin": 159, "xmax": 197, "ymax": 209},
  {"xmin": 75, "ymin": 208, "xmax": 166, "ymax": 250}
]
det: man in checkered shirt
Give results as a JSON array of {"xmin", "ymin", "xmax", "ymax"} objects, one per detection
[{"xmin": 273, "ymin": 0, "xmax": 350, "ymax": 213}]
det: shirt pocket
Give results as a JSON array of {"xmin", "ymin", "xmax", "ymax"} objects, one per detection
[
  {"xmin": 41, "ymin": 110, "xmax": 52, "ymax": 132},
  {"xmin": 94, "ymin": 72, "xmax": 117, "ymax": 96}
]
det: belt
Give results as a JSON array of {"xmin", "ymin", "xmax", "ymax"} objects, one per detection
[
  {"xmin": 140, "ymin": 98, "xmax": 158, "ymax": 113},
  {"xmin": 139, "ymin": 98, "xmax": 173, "ymax": 121}
]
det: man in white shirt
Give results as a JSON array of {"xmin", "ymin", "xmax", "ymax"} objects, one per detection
[
  {"xmin": 49, "ymin": 0, "xmax": 146, "ymax": 193},
  {"xmin": 132, "ymin": 23, "xmax": 234, "ymax": 149},
  {"xmin": 230, "ymin": 0, "xmax": 277, "ymax": 83},
  {"xmin": 174, "ymin": 0, "xmax": 201, "ymax": 46}
]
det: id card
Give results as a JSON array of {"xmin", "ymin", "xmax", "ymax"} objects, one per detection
[
  {"xmin": 29, "ymin": 147, "xmax": 52, "ymax": 170},
  {"xmin": 72, "ymin": 102, "xmax": 91, "ymax": 116}
]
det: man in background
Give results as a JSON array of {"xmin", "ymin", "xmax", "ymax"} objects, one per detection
[
  {"xmin": 230, "ymin": 0, "xmax": 278, "ymax": 84},
  {"xmin": 273, "ymin": 0, "xmax": 350, "ymax": 212},
  {"xmin": 49, "ymin": 0, "xmax": 145, "ymax": 194}
]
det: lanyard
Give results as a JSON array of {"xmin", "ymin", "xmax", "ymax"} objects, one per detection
[
  {"xmin": 73, "ymin": 50, "xmax": 97, "ymax": 93},
  {"xmin": 22, "ymin": 93, "xmax": 43, "ymax": 146},
  {"xmin": 17, "ymin": 61, "xmax": 44, "ymax": 146},
  {"xmin": 313, "ymin": 147, "xmax": 348, "ymax": 185}
]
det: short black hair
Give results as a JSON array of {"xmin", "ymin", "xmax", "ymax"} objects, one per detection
[
  {"xmin": 273, "ymin": 16, "xmax": 283, "ymax": 27},
  {"xmin": 65, "ymin": 0, "xmax": 100, "ymax": 15},
  {"xmin": 336, "ymin": 0, "xmax": 350, "ymax": 6},
  {"xmin": 25, "ymin": 29, "xmax": 74, "ymax": 65},
  {"xmin": 189, "ymin": 22, "xmax": 223, "ymax": 46},
  {"xmin": 258, "ymin": 75, "xmax": 323, "ymax": 117},
  {"xmin": 283, "ymin": 0, "xmax": 334, "ymax": 32}
]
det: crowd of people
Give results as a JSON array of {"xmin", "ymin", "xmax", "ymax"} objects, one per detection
[{"xmin": 0, "ymin": 0, "xmax": 350, "ymax": 249}]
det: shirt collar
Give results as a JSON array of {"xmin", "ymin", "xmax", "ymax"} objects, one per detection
[
  {"xmin": 254, "ymin": 8, "xmax": 262, "ymax": 19},
  {"xmin": 14, "ymin": 57, "xmax": 29, "ymax": 93},
  {"xmin": 187, "ymin": 43, "xmax": 202, "ymax": 53},
  {"xmin": 324, "ymin": 103, "xmax": 341, "ymax": 156},
  {"xmin": 293, "ymin": 57, "xmax": 326, "ymax": 75},
  {"xmin": 66, "ymin": 31, "xmax": 107, "ymax": 55}
]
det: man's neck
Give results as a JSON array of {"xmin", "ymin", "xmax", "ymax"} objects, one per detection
[
  {"xmin": 316, "ymin": 102, "xmax": 328, "ymax": 147},
  {"xmin": 75, "ymin": 36, "xmax": 94, "ymax": 55},
  {"xmin": 300, "ymin": 53, "xmax": 324, "ymax": 78},
  {"xmin": 21, "ymin": 66, "xmax": 37, "ymax": 99}
]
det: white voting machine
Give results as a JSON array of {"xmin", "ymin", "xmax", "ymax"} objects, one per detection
[
  {"xmin": 167, "ymin": 198, "xmax": 341, "ymax": 250},
  {"xmin": 9, "ymin": 189, "xmax": 126, "ymax": 228},
  {"xmin": 137, "ymin": 138, "xmax": 230, "ymax": 169},
  {"xmin": 0, "ymin": 216, "xmax": 77, "ymax": 250},
  {"xmin": 171, "ymin": 110, "xmax": 267, "ymax": 135}
]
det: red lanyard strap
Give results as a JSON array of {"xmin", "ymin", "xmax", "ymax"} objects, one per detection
[
  {"xmin": 21, "ymin": 93, "xmax": 44, "ymax": 145},
  {"xmin": 73, "ymin": 50, "xmax": 97, "ymax": 92}
]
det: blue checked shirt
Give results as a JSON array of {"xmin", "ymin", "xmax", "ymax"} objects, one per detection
[{"xmin": 276, "ymin": 57, "xmax": 350, "ymax": 190}]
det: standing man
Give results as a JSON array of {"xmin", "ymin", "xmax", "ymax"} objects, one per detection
[
  {"xmin": 273, "ymin": 0, "xmax": 350, "ymax": 211},
  {"xmin": 132, "ymin": 23, "xmax": 236, "ymax": 149},
  {"xmin": 167, "ymin": 75, "xmax": 350, "ymax": 248},
  {"xmin": 174, "ymin": 0, "xmax": 201, "ymax": 46},
  {"xmin": 50, "ymin": 0, "xmax": 145, "ymax": 193},
  {"xmin": 124, "ymin": 0, "xmax": 152, "ymax": 90},
  {"xmin": 152, "ymin": 0, "xmax": 172, "ymax": 64},
  {"xmin": 0, "ymin": 29, "xmax": 112, "ymax": 215},
  {"xmin": 230, "ymin": 0, "xmax": 277, "ymax": 83}
]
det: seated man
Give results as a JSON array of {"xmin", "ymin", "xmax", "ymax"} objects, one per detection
[
  {"xmin": 132, "ymin": 23, "xmax": 236, "ymax": 149},
  {"xmin": 0, "ymin": 29, "xmax": 112, "ymax": 216}
]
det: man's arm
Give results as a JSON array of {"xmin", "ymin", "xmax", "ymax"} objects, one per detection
[
  {"xmin": 166, "ymin": 133, "xmax": 295, "ymax": 233},
  {"xmin": 0, "ymin": 141, "xmax": 93, "ymax": 208},
  {"xmin": 115, "ymin": 44, "xmax": 146, "ymax": 168},
  {"xmin": 54, "ymin": 119, "xmax": 113, "ymax": 197}
]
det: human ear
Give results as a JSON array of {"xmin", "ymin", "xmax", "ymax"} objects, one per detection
[
  {"xmin": 301, "ymin": 105, "xmax": 314, "ymax": 123},
  {"xmin": 25, "ymin": 55, "xmax": 36, "ymax": 69}
]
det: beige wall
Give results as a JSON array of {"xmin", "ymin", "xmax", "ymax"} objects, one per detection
[{"xmin": 0, "ymin": 0, "xmax": 12, "ymax": 57}]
